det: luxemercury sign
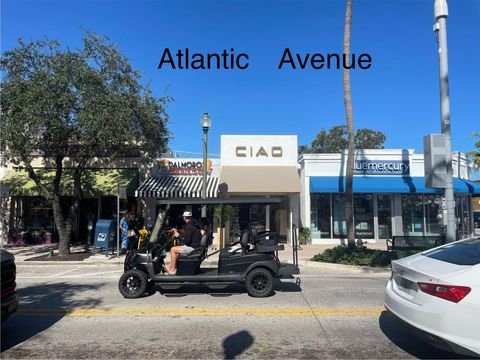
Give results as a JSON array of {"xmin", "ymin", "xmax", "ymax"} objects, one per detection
[
  {"xmin": 221, "ymin": 135, "xmax": 297, "ymax": 166},
  {"xmin": 353, "ymin": 160, "xmax": 410, "ymax": 175}
]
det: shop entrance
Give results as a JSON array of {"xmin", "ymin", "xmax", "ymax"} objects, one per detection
[
  {"xmin": 456, "ymin": 195, "xmax": 472, "ymax": 239},
  {"xmin": 377, "ymin": 194, "xmax": 392, "ymax": 239}
]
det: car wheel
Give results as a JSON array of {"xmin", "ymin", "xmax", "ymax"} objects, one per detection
[
  {"xmin": 245, "ymin": 268, "xmax": 273, "ymax": 297},
  {"xmin": 118, "ymin": 269, "xmax": 148, "ymax": 298}
]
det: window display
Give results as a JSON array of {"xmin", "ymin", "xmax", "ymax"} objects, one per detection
[
  {"xmin": 402, "ymin": 194, "xmax": 425, "ymax": 235},
  {"xmin": 354, "ymin": 194, "xmax": 374, "ymax": 239},
  {"xmin": 310, "ymin": 193, "xmax": 331, "ymax": 238}
]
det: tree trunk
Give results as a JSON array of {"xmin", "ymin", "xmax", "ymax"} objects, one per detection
[
  {"xmin": 52, "ymin": 195, "xmax": 71, "ymax": 256},
  {"xmin": 343, "ymin": 0, "xmax": 356, "ymax": 249}
]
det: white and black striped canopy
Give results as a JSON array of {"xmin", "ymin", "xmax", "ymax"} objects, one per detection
[{"xmin": 135, "ymin": 176, "xmax": 219, "ymax": 198}]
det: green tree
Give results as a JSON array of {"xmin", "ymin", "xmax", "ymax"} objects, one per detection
[
  {"xmin": 467, "ymin": 132, "xmax": 480, "ymax": 170},
  {"xmin": 343, "ymin": 0, "xmax": 355, "ymax": 248},
  {"xmin": 0, "ymin": 31, "xmax": 171, "ymax": 255},
  {"xmin": 299, "ymin": 125, "xmax": 385, "ymax": 154}
]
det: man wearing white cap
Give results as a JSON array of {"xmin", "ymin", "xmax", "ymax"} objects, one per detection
[{"xmin": 165, "ymin": 210, "xmax": 202, "ymax": 275}]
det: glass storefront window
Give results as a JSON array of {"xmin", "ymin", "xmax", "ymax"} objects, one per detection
[
  {"xmin": 425, "ymin": 194, "xmax": 443, "ymax": 235},
  {"xmin": 250, "ymin": 204, "xmax": 266, "ymax": 231},
  {"xmin": 310, "ymin": 193, "xmax": 331, "ymax": 238},
  {"xmin": 402, "ymin": 194, "xmax": 424, "ymax": 235},
  {"xmin": 25, "ymin": 197, "xmax": 54, "ymax": 230},
  {"xmin": 377, "ymin": 195, "xmax": 392, "ymax": 239},
  {"xmin": 456, "ymin": 195, "xmax": 471, "ymax": 239},
  {"xmin": 333, "ymin": 194, "xmax": 347, "ymax": 238},
  {"xmin": 354, "ymin": 194, "xmax": 374, "ymax": 239}
]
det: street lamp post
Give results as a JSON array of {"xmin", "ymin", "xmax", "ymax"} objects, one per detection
[
  {"xmin": 434, "ymin": 0, "xmax": 456, "ymax": 243},
  {"xmin": 200, "ymin": 112, "xmax": 212, "ymax": 218}
]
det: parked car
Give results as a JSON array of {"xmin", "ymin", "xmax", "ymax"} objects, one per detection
[
  {"xmin": 1, "ymin": 249, "xmax": 18, "ymax": 322},
  {"xmin": 384, "ymin": 237, "xmax": 480, "ymax": 357}
]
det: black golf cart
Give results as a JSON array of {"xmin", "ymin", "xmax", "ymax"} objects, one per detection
[{"xmin": 118, "ymin": 222, "xmax": 300, "ymax": 298}]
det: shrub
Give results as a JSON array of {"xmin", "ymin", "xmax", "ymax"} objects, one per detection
[
  {"xmin": 312, "ymin": 246, "xmax": 418, "ymax": 267},
  {"xmin": 298, "ymin": 227, "xmax": 311, "ymax": 245}
]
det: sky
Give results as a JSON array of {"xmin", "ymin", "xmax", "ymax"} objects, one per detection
[{"xmin": 2, "ymin": 0, "xmax": 479, "ymax": 160}]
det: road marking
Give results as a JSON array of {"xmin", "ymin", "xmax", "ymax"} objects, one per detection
[
  {"xmin": 17, "ymin": 270, "xmax": 123, "ymax": 280},
  {"xmin": 49, "ymin": 268, "xmax": 81, "ymax": 278},
  {"xmin": 17, "ymin": 307, "xmax": 385, "ymax": 317}
]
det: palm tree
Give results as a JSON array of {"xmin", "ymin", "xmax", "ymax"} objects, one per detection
[{"xmin": 343, "ymin": 0, "xmax": 356, "ymax": 248}]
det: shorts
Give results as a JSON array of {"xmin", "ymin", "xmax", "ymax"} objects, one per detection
[{"xmin": 181, "ymin": 245, "xmax": 195, "ymax": 254}]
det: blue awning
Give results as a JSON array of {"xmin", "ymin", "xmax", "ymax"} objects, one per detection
[{"xmin": 309, "ymin": 176, "xmax": 480, "ymax": 194}]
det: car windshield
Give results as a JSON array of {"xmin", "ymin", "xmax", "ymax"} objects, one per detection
[{"xmin": 423, "ymin": 237, "xmax": 480, "ymax": 266}]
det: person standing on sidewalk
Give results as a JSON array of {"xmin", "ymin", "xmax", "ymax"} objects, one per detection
[{"xmin": 120, "ymin": 211, "xmax": 130, "ymax": 254}]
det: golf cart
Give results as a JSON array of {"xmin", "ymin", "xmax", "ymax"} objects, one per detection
[{"xmin": 118, "ymin": 212, "xmax": 300, "ymax": 298}]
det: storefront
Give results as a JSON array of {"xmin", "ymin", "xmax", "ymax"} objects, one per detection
[
  {"xmin": 1, "ymin": 168, "xmax": 139, "ymax": 244},
  {"xmin": 300, "ymin": 150, "xmax": 480, "ymax": 244},
  {"xmin": 136, "ymin": 135, "xmax": 301, "ymax": 247},
  {"xmin": 218, "ymin": 135, "xmax": 301, "ymax": 245},
  {"xmin": 135, "ymin": 157, "xmax": 221, "ymax": 234}
]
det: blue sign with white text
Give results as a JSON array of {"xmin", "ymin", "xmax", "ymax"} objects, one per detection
[{"xmin": 354, "ymin": 160, "xmax": 410, "ymax": 175}]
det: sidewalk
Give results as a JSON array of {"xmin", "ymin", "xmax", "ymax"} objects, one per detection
[{"xmin": 4, "ymin": 241, "xmax": 388, "ymax": 268}]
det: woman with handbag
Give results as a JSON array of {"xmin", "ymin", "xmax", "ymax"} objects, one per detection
[{"xmin": 127, "ymin": 212, "xmax": 138, "ymax": 250}]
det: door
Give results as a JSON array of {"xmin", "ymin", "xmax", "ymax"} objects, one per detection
[{"xmin": 377, "ymin": 195, "xmax": 392, "ymax": 239}]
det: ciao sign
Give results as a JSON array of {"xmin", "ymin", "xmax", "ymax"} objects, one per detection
[
  {"xmin": 157, "ymin": 159, "xmax": 212, "ymax": 175},
  {"xmin": 221, "ymin": 135, "xmax": 298, "ymax": 166},
  {"xmin": 235, "ymin": 146, "xmax": 283, "ymax": 158},
  {"xmin": 354, "ymin": 160, "xmax": 410, "ymax": 175}
]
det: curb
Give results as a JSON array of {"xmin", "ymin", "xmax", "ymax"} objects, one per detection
[
  {"xmin": 17, "ymin": 258, "xmax": 390, "ymax": 274},
  {"xmin": 296, "ymin": 260, "xmax": 391, "ymax": 274},
  {"xmin": 17, "ymin": 260, "xmax": 124, "ymax": 266}
]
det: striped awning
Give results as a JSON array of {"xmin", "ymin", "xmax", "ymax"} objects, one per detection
[{"xmin": 135, "ymin": 176, "xmax": 219, "ymax": 198}]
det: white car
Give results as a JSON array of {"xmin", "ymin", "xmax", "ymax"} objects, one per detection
[{"xmin": 384, "ymin": 237, "xmax": 480, "ymax": 357}]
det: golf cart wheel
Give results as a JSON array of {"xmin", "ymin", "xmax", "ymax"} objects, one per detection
[
  {"xmin": 245, "ymin": 268, "xmax": 273, "ymax": 298},
  {"xmin": 118, "ymin": 269, "xmax": 148, "ymax": 298}
]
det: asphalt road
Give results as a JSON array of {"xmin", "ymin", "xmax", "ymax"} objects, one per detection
[{"xmin": 0, "ymin": 264, "xmax": 471, "ymax": 359}]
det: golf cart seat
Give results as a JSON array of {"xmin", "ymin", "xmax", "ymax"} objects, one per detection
[
  {"xmin": 219, "ymin": 230, "xmax": 250, "ymax": 260},
  {"xmin": 251, "ymin": 228, "xmax": 283, "ymax": 253},
  {"xmin": 176, "ymin": 233, "xmax": 209, "ymax": 275}
]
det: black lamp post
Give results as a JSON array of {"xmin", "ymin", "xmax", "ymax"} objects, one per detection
[{"xmin": 200, "ymin": 112, "xmax": 212, "ymax": 217}]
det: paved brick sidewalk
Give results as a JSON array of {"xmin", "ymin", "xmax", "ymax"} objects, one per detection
[{"xmin": 4, "ymin": 241, "xmax": 387, "ymax": 265}]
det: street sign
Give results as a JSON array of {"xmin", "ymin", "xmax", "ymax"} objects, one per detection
[{"xmin": 118, "ymin": 186, "xmax": 127, "ymax": 199}]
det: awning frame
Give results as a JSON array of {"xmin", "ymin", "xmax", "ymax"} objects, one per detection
[{"xmin": 155, "ymin": 197, "xmax": 285, "ymax": 205}]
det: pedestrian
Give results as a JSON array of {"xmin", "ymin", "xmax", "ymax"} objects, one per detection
[
  {"xmin": 119, "ymin": 211, "xmax": 130, "ymax": 254},
  {"xmin": 127, "ymin": 212, "xmax": 138, "ymax": 250},
  {"xmin": 136, "ymin": 216, "xmax": 149, "ymax": 249}
]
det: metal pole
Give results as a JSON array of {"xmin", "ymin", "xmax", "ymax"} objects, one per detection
[
  {"xmin": 201, "ymin": 127, "xmax": 208, "ymax": 217},
  {"xmin": 117, "ymin": 194, "xmax": 120, "ymax": 256},
  {"xmin": 434, "ymin": 0, "xmax": 456, "ymax": 243}
]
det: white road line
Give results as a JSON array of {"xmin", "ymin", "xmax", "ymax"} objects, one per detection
[
  {"xmin": 49, "ymin": 267, "xmax": 81, "ymax": 278},
  {"xmin": 60, "ymin": 270, "xmax": 124, "ymax": 278},
  {"xmin": 18, "ymin": 270, "xmax": 124, "ymax": 280}
]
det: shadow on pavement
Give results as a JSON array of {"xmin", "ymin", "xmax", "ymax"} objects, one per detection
[
  {"xmin": 223, "ymin": 330, "xmax": 255, "ymax": 359},
  {"xmin": 1, "ymin": 282, "xmax": 104, "ymax": 352},
  {"xmin": 148, "ymin": 278, "xmax": 301, "ymax": 298},
  {"xmin": 379, "ymin": 311, "xmax": 476, "ymax": 359}
]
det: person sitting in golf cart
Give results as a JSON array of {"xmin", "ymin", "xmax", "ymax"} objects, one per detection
[{"xmin": 165, "ymin": 211, "xmax": 202, "ymax": 275}]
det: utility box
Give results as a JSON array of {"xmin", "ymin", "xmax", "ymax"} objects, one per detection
[
  {"xmin": 424, "ymin": 134, "xmax": 447, "ymax": 188},
  {"xmin": 93, "ymin": 219, "xmax": 116, "ymax": 256}
]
